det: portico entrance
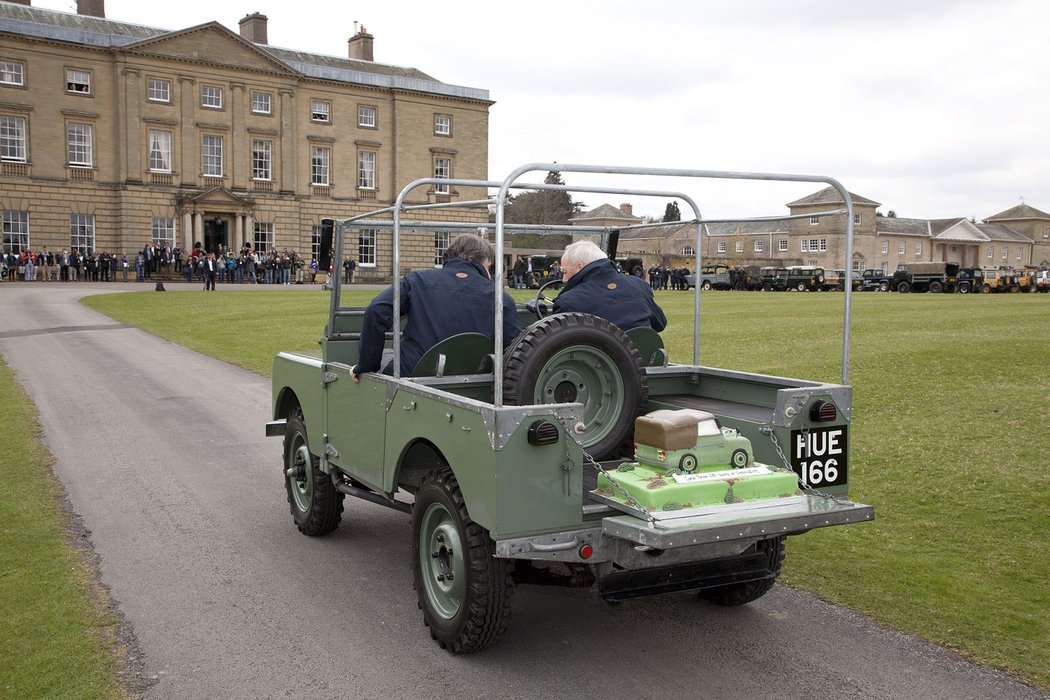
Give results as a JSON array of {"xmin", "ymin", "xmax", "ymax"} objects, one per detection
[{"xmin": 204, "ymin": 216, "xmax": 228, "ymax": 254}]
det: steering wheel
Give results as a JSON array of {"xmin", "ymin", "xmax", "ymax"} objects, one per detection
[{"xmin": 531, "ymin": 278, "xmax": 563, "ymax": 318}]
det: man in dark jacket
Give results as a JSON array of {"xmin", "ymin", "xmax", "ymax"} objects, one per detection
[
  {"xmin": 352, "ymin": 235, "xmax": 520, "ymax": 380},
  {"xmin": 553, "ymin": 241, "xmax": 666, "ymax": 332}
]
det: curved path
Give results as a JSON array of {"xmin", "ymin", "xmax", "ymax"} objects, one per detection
[{"xmin": 0, "ymin": 282, "xmax": 1043, "ymax": 700}]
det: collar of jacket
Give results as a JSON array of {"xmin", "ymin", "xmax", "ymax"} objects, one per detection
[
  {"xmin": 562, "ymin": 258, "xmax": 616, "ymax": 293},
  {"xmin": 442, "ymin": 257, "xmax": 490, "ymax": 279}
]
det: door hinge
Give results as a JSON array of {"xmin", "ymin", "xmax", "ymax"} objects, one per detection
[{"xmin": 323, "ymin": 371, "xmax": 339, "ymax": 386}]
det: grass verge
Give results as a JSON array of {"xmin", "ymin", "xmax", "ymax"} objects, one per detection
[
  {"xmin": 82, "ymin": 287, "xmax": 1050, "ymax": 689},
  {"xmin": 0, "ymin": 357, "xmax": 124, "ymax": 699}
]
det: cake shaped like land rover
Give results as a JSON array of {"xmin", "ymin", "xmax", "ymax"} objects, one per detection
[{"xmin": 595, "ymin": 409, "xmax": 800, "ymax": 513}]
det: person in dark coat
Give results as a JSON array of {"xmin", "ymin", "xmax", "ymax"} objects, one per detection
[
  {"xmin": 204, "ymin": 253, "xmax": 217, "ymax": 291},
  {"xmin": 553, "ymin": 241, "xmax": 666, "ymax": 331},
  {"xmin": 352, "ymin": 235, "xmax": 520, "ymax": 380}
]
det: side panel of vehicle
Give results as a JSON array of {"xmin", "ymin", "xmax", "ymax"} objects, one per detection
[
  {"xmin": 272, "ymin": 352, "xmax": 326, "ymax": 457},
  {"xmin": 325, "ymin": 363, "xmax": 389, "ymax": 492}
]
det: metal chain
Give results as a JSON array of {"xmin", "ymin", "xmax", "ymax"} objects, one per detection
[
  {"xmin": 761, "ymin": 427, "xmax": 841, "ymax": 501},
  {"xmin": 581, "ymin": 449, "xmax": 658, "ymax": 527}
]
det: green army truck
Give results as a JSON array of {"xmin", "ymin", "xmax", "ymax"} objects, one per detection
[{"xmin": 267, "ymin": 164, "xmax": 873, "ymax": 654}]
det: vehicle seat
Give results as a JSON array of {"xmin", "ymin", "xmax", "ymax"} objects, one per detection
[
  {"xmin": 410, "ymin": 332, "xmax": 494, "ymax": 377},
  {"xmin": 625, "ymin": 327, "xmax": 667, "ymax": 367}
]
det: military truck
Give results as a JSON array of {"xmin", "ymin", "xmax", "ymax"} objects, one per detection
[
  {"xmin": 891, "ymin": 261, "xmax": 960, "ymax": 293},
  {"xmin": 267, "ymin": 164, "xmax": 873, "ymax": 654},
  {"xmin": 759, "ymin": 266, "xmax": 789, "ymax": 291},
  {"xmin": 785, "ymin": 265, "xmax": 826, "ymax": 292},
  {"xmin": 685, "ymin": 264, "xmax": 732, "ymax": 290}
]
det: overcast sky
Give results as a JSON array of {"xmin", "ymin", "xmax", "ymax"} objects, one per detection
[{"xmin": 33, "ymin": 0, "xmax": 1050, "ymax": 221}]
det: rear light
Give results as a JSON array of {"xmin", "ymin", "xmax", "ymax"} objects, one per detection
[
  {"xmin": 527, "ymin": 420, "xmax": 559, "ymax": 445},
  {"xmin": 579, "ymin": 544, "xmax": 593, "ymax": 559},
  {"xmin": 809, "ymin": 401, "xmax": 837, "ymax": 422}
]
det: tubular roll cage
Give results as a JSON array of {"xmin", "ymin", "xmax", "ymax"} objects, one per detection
[{"xmin": 326, "ymin": 164, "xmax": 856, "ymax": 396}]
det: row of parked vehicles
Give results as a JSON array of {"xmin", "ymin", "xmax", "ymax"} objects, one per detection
[{"xmin": 684, "ymin": 262, "xmax": 1050, "ymax": 294}]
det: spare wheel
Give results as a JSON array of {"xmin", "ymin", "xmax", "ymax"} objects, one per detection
[{"xmin": 503, "ymin": 313, "xmax": 647, "ymax": 460}]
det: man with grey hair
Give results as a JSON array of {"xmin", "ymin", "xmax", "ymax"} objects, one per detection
[
  {"xmin": 352, "ymin": 234, "xmax": 520, "ymax": 381},
  {"xmin": 553, "ymin": 240, "xmax": 666, "ymax": 331}
]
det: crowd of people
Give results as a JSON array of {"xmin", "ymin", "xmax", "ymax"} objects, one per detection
[
  {"xmin": 1, "ymin": 242, "xmax": 358, "ymax": 288},
  {"xmin": 647, "ymin": 265, "xmax": 692, "ymax": 290}
]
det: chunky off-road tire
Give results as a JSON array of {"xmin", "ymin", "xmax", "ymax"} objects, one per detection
[
  {"xmin": 762, "ymin": 282, "xmax": 773, "ymax": 292},
  {"xmin": 284, "ymin": 409, "xmax": 344, "ymax": 536},
  {"xmin": 412, "ymin": 468, "xmax": 513, "ymax": 654},
  {"xmin": 959, "ymin": 282, "xmax": 971, "ymax": 294},
  {"xmin": 929, "ymin": 281, "xmax": 943, "ymax": 293},
  {"xmin": 879, "ymin": 281, "xmax": 890, "ymax": 292},
  {"xmin": 504, "ymin": 313, "xmax": 648, "ymax": 460},
  {"xmin": 796, "ymin": 282, "xmax": 806, "ymax": 292},
  {"xmin": 730, "ymin": 448, "xmax": 748, "ymax": 468},
  {"xmin": 699, "ymin": 536, "xmax": 785, "ymax": 606},
  {"xmin": 897, "ymin": 281, "xmax": 910, "ymax": 293}
]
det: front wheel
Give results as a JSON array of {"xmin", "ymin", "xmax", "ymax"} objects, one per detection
[
  {"xmin": 959, "ymin": 282, "xmax": 971, "ymax": 294},
  {"xmin": 701, "ymin": 281, "xmax": 712, "ymax": 291},
  {"xmin": 897, "ymin": 281, "xmax": 910, "ymax": 293},
  {"xmin": 412, "ymin": 468, "xmax": 513, "ymax": 654},
  {"xmin": 699, "ymin": 536, "xmax": 785, "ymax": 606},
  {"xmin": 929, "ymin": 281, "xmax": 943, "ymax": 293},
  {"xmin": 283, "ymin": 409, "xmax": 344, "ymax": 536},
  {"xmin": 796, "ymin": 282, "xmax": 806, "ymax": 292},
  {"xmin": 730, "ymin": 449, "xmax": 749, "ymax": 468},
  {"xmin": 879, "ymin": 281, "xmax": 890, "ymax": 292},
  {"xmin": 762, "ymin": 282, "xmax": 773, "ymax": 292}
]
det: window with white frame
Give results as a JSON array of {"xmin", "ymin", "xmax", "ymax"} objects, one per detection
[
  {"xmin": 202, "ymin": 134, "xmax": 223, "ymax": 177},
  {"xmin": 251, "ymin": 139, "xmax": 272, "ymax": 180},
  {"xmin": 434, "ymin": 157, "xmax": 450, "ymax": 193},
  {"xmin": 434, "ymin": 231, "xmax": 450, "ymax": 266},
  {"xmin": 898, "ymin": 241, "xmax": 906, "ymax": 255},
  {"xmin": 70, "ymin": 213, "xmax": 94, "ymax": 252},
  {"xmin": 152, "ymin": 217, "xmax": 175, "ymax": 247},
  {"xmin": 717, "ymin": 241, "xmax": 727, "ymax": 253},
  {"xmin": 915, "ymin": 241, "xmax": 922, "ymax": 255},
  {"xmin": 852, "ymin": 259, "xmax": 863, "ymax": 271},
  {"xmin": 801, "ymin": 239, "xmax": 809, "ymax": 252},
  {"xmin": 358, "ymin": 150, "xmax": 375, "ymax": 189},
  {"xmin": 66, "ymin": 122, "xmax": 92, "ymax": 167},
  {"xmin": 882, "ymin": 241, "xmax": 889, "ymax": 254},
  {"xmin": 1001, "ymin": 246, "xmax": 1008, "ymax": 260},
  {"xmin": 253, "ymin": 222, "xmax": 275, "ymax": 252},
  {"xmin": 681, "ymin": 245, "xmax": 695, "ymax": 256},
  {"xmin": 987, "ymin": 247, "xmax": 993, "ymax": 259},
  {"xmin": 854, "ymin": 214, "xmax": 862, "ymax": 225},
  {"xmin": 311, "ymin": 224, "xmax": 321, "ymax": 262},
  {"xmin": 65, "ymin": 69, "xmax": 90, "ymax": 94},
  {"xmin": 201, "ymin": 85, "xmax": 223, "ymax": 109},
  {"xmin": 1017, "ymin": 247, "xmax": 1023, "ymax": 261},
  {"xmin": 434, "ymin": 114, "xmax": 451, "ymax": 136},
  {"xmin": 810, "ymin": 239, "xmax": 820, "ymax": 252},
  {"xmin": 778, "ymin": 239, "xmax": 788, "ymax": 252},
  {"xmin": 311, "ymin": 146, "xmax": 330, "ymax": 186},
  {"xmin": 0, "ymin": 115, "xmax": 27, "ymax": 161},
  {"xmin": 311, "ymin": 100, "xmax": 330, "ymax": 122},
  {"xmin": 148, "ymin": 130, "xmax": 172, "ymax": 172},
  {"xmin": 357, "ymin": 105, "xmax": 376, "ymax": 128},
  {"xmin": 358, "ymin": 228, "xmax": 376, "ymax": 266},
  {"xmin": 809, "ymin": 216, "xmax": 819, "ymax": 225},
  {"xmin": 147, "ymin": 78, "xmax": 170, "ymax": 102},
  {"xmin": 2, "ymin": 210, "xmax": 29, "ymax": 254},
  {"xmin": 754, "ymin": 240, "xmax": 763, "ymax": 252},
  {"xmin": 819, "ymin": 238, "xmax": 828, "ymax": 252},
  {"xmin": 1, "ymin": 61, "xmax": 25, "ymax": 86},
  {"xmin": 250, "ymin": 91, "xmax": 272, "ymax": 115},
  {"xmin": 735, "ymin": 241, "xmax": 743, "ymax": 253},
  {"xmin": 1044, "ymin": 227, "xmax": 1049, "ymax": 239}
]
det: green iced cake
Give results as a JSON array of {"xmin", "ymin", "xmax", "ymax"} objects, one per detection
[{"xmin": 595, "ymin": 462, "xmax": 799, "ymax": 512}]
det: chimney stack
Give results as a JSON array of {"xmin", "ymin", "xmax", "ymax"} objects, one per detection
[
  {"xmin": 238, "ymin": 12, "xmax": 268, "ymax": 45},
  {"xmin": 76, "ymin": 0, "xmax": 104, "ymax": 17},
  {"xmin": 620, "ymin": 203, "xmax": 634, "ymax": 216},
  {"xmin": 348, "ymin": 25, "xmax": 374, "ymax": 62}
]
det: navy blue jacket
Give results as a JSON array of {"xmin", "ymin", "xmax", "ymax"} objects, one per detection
[
  {"xmin": 553, "ymin": 258, "xmax": 667, "ymax": 331},
  {"xmin": 356, "ymin": 258, "xmax": 520, "ymax": 376}
]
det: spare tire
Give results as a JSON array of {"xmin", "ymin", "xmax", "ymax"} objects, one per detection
[{"xmin": 503, "ymin": 313, "xmax": 647, "ymax": 460}]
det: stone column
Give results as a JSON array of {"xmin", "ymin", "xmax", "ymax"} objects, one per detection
[
  {"xmin": 194, "ymin": 212, "xmax": 204, "ymax": 249},
  {"xmin": 245, "ymin": 214, "xmax": 254, "ymax": 250},
  {"xmin": 182, "ymin": 211, "xmax": 193, "ymax": 251},
  {"xmin": 234, "ymin": 214, "xmax": 244, "ymax": 251}
]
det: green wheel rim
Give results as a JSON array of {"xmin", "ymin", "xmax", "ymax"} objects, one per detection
[
  {"xmin": 732, "ymin": 449, "xmax": 748, "ymax": 468},
  {"xmin": 533, "ymin": 344, "xmax": 624, "ymax": 450},
  {"xmin": 288, "ymin": 435, "xmax": 313, "ymax": 513},
  {"xmin": 419, "ymin": 502, "xmax": 466, "ymax": 620}
]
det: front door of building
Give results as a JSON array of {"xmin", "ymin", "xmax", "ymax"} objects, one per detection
[{"xmin": 204, "ymin": 217, "xmax": 228, "ymax": 254}]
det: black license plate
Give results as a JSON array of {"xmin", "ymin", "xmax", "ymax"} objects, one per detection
[{"xmin": 790, "ymin": 426, "xmax": 848, "ymax": 488}]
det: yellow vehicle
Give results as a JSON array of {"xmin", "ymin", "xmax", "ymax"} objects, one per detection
[
  {"xmin": 1013, "ymin": 268, "xmax": 1039, "ymax": 293},
  {"xmin": 980, "ymin": 268, "xmax": 1009, "ymax": 293}
]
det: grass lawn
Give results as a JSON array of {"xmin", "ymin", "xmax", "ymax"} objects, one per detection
[
  {"xmin": 0, "ymin": 358, "xmax": 123, "ymax": 699},
  {"xmin": 82, "ymin": 287, "xmax": 1050, "ymax": 689}
]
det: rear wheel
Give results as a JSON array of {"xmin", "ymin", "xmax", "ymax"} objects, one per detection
[
  {"xmin": 762, "ymin": 282, "xmax": 773, "ymax": 292},
  {"xmin": 412, "ymin": 468, "xmax": 513, "ymax": 654},
  {"xmin": 983, "ymin": 283, "xmax": 992, "ymax": 294},
  {"xmin": 699, "ymin": 537, "xmax": 785, "ymax": 606},
  {"xmin": 959, "ymin": 282, "xmax": 971, "ymax": 294},
  {"xmin": 929, "ymin": 281, "xmax": 943, "ymax": 293},
  {"xmin": 701, "ymin": 280, "xmax": 712, "ymax": 291},
  {"xmin": 283, "ymin": 409, "xmax": 344, "ymax": 536}
]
